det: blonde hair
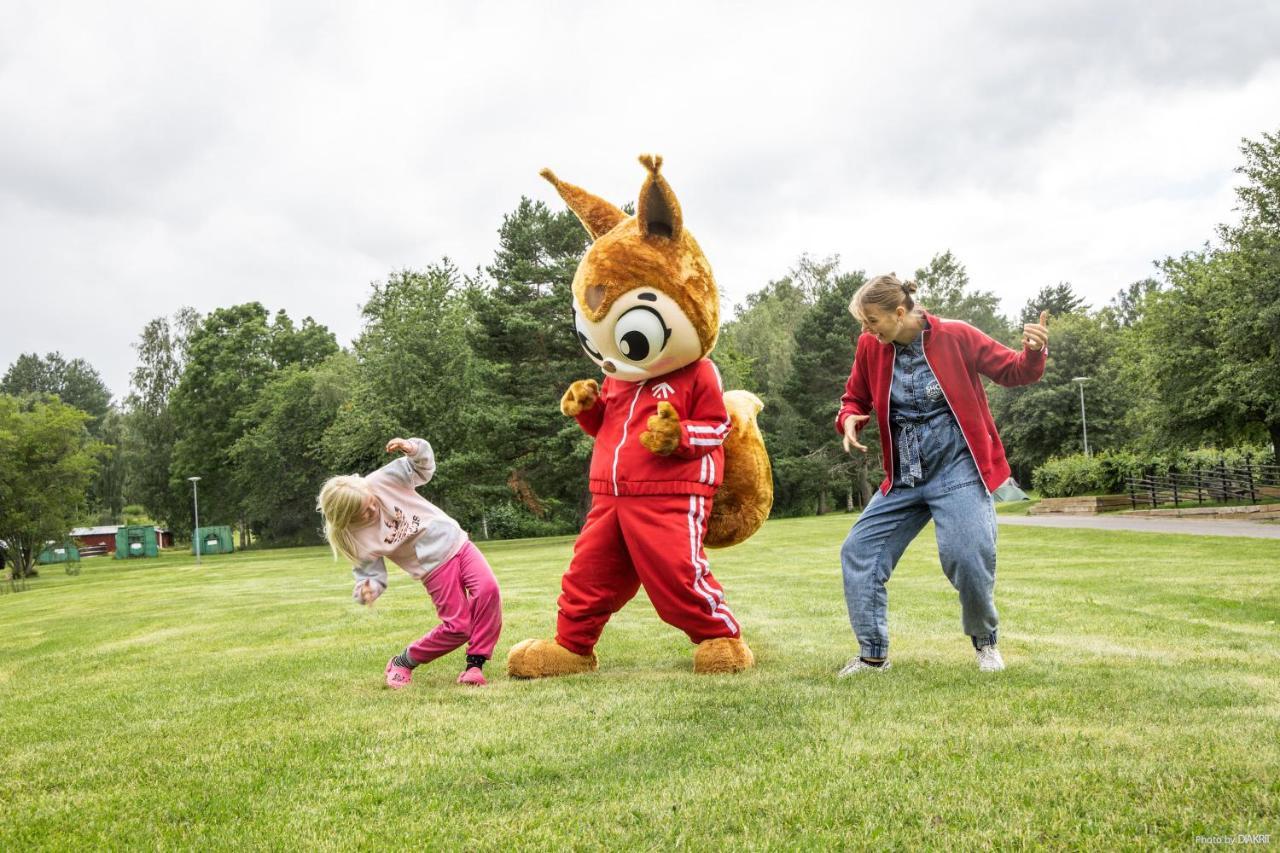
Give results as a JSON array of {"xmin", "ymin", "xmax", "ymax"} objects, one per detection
[
  {"xmin": 317, "ymin": 475, "xmax": 372, "ymax": 563},
  {"xmin": 849, "ymin": 272, "xmax": 921, "ymax": 323}
]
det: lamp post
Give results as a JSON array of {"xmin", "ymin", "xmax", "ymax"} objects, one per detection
[
  {"xmin": 1072, "ymin": 377, "xmax": 1091, "ymax": 457},
  {"xmin": 188, "ymin": 476, "xmax": 202, "ymax": 565}
]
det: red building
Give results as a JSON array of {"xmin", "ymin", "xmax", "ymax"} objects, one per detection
[{"xmin": 70, "ymin": 526, "xmax": 174, "ymax": 556}]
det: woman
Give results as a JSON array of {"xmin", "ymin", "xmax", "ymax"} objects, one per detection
[{"xmin": 835, "ymin": 273, "xmax": 1048, "ymax": 675}]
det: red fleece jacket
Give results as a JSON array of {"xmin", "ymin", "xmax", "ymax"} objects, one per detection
[
  {"xmin": 575, "ymin": 358, "xmax": 730, "ymax": 497},
  {"xmin": 835, "ymin": 312, "xmax": 1046, "ymax": 495}
]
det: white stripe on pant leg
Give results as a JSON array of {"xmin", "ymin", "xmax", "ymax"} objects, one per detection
[
  {"xmin": 696, "ymin": 491, "xmax": 737, "ymax": 617},
  {"xmin": 687, "ymin": 496, "xmax": 732, "ymax": 630},
  {"xmin": 693, "ymin": 495, "xmax": 736, "ymax": 621},
  {"xmin": 691, "ymin": 496, "xmax": 733, "ymax": 623},
  {"xmin": 688, "ymin": 495, "xmax": 738, "ymax": 633}
]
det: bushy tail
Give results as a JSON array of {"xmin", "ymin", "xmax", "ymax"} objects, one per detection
[{"xmin": 706, "ymin": 391, "xmax": 773, "ymax": 548}]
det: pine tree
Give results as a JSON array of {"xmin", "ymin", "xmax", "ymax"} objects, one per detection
[{"xmin": 465, "ymin": 198, "xmax": 593, "ymax": 528}]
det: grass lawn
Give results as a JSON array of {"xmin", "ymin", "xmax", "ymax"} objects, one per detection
[
  {"xmin": 994, "ymin": 497, "xmax": 1040, "ymax": 516},
  {"xmin": 2, "ymin": 515, "xmax": 1277, "ymax": 849}
]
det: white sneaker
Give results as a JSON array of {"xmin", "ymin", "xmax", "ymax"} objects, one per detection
[
  {"xmin": 976, "ymin": 646, "xmax": 1005, "ymax": 672},
  {"xmin": 838, "ymin": 657, "xmax": 891, "ymax": 677}
]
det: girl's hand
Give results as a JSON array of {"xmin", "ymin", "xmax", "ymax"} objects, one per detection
[
  {"xmin": 385, "ymin": 438, "xmax": 414, "ymax": 455},
  {"xmin": 1022, "ymin": 310, "xmax": 1050, "ymax": 351},
  {"xmin": 358, "ymin": 580, "xmax": 378, "ymax": 605},
  {"xmin": 842, "ymin": 414, "xmax": 871, "ymax": 454}
]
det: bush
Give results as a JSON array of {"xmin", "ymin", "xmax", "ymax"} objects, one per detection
[
  {"xmin": 481, "ymin": 503, "xmax": 573, "ymax": 541},
  {"xmin": 1032, "ymin": 445, "xmax": 1275, "ymax": 498},
  {"xmin": 1032, "ymin": 454, "xmax": 1106, "ymax": 497}
]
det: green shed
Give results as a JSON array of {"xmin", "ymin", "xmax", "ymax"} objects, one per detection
[
  {"xmin": 37, "ymin": 541, "xmax": 80, "ymax": 564},
  {"xmin": 115, "ymin": 525, "xmax": 160, "ymax": 559},
  {"xmin": 193, "ymin": 525, "xmax": 235, "ymax": 555}
]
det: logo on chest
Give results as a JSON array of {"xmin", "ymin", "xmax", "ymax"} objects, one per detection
[
  {"xmin": 925, "ymin": 380, "xmax": 945, "ymax": 402},
  {"xmin": 382, "ymin": 506, "xmax": 422, "ymax": 547},
  {"xmin": 651, "ymin": 382, "xmax": 675, "ymax": 400}
]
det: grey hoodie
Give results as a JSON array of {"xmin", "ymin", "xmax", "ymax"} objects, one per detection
[{"xmin": 348, "ymin": 438, "xmax": 467, "ymax": 602}]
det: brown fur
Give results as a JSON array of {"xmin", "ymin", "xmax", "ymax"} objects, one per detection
[
  {"xmin": 507, "ymin": 638, "xmax": 598, "ymax": 679},
  {"xmin": 705, "ymin": 391, "xmax": 773, "ymax": 548},
  {"xmin": 639, "ymin": 401, "xmax": 682, "ymax": 455},
  {"xmin": 560, "ymin": 378, "xmax": 600, "ymax": 417},
  {"xmin": 693, "ymin": 637, "xmax": 755, "ymax": 674},
  {"xmin": 542, "ymin": 155, "xmax": 720, "ymax": 354},
  {"xmin": 539, "ymin": 168, "xmax": 625, "ymax": 240}
]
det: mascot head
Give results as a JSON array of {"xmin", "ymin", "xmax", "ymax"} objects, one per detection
[{"xmin": 541, "ymin": 154, "xmax": 718, "ymax": 383}]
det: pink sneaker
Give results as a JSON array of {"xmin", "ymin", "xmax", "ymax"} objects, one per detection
[
  {"xmin": 457, "ymin": 667, "xmax": 487, "ymax": 686},
  {"xmin": 384, "ymin": 658, "xmax": 413, "ymax": 689}
]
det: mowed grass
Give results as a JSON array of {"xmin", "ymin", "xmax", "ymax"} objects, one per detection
[{"xmin": 2, "ymin": 516, "xmax": 1278, "ymax": 850}]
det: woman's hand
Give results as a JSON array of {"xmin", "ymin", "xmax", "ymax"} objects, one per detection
[
  {"xmin": 842, "ymin": 414, "xmax": 871, "ymax": 454},
  {"xmin": 385, "ymin": 438, "xmax": 415, "ymax": 455},
  {"xmin": 1022, "ymin": 310, "xmax": 1050, "ymax": 351}
]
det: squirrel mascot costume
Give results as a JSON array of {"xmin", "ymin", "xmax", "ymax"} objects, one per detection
[{"xmin": 507, "ymin": 154, "xmax": 773, "ymax": 677}]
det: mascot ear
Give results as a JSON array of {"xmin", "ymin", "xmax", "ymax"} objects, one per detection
[
  {"xmin": 540, "ymin": 168, "xmax": 627, "ymax": 241},
  {"xmin": 636, "ymin": 153, "xmax": 683, "ymax": 241}
]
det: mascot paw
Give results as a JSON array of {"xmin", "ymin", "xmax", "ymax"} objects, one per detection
[
  {"xmin": 560, "ymin": 379, "xmax": 600, "ymax": 416},
  {"xmin": 693, "ymin": 637, "xmax": 755, "ymax": 674},
  {"xmin": 640, "ymin": 401, "xmax": 682, "ymax": 455},
  {"xmin": 507, "ymin": 638, "xmax": 599, "ymax": 679}
]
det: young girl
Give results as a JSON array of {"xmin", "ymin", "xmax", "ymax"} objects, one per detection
[
  {"xmin": 318, "ymin": 437, "xmax": 502, "ymax": 688},
  {"xmin": 835, "ymin": 274, "xmax": 1049, "ymax": 675}
]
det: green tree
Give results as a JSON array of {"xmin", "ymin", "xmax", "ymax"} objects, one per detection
[
  {"xmin": 1108, "ymin": 278, "xmax": 1160, "ymax": 328},
  {"xmin": 87, "ymin": 407, "xmax": 128, "ymax": 521},
  {"xmin": 1124, "ymin": 130, "xmax": 1280, "ymax": 452},
  {"xmin": 324, "ymin": 264, "xmax": 488, "ymax": 526},
  {"xmin": 989, "ymin": 312, "xmax": 1132, "ymax": 481},
  {"xmin": 2, "ymin": 352, "xmax": 121, "ymax": 518},
  {"xmin": 913, "ymin": 251, "xmax": 1010, "ymax": 338},
  {"xmin": 1, "ymin": 352, "xmax": 112, "ymax": 431},
  {"xmin": 1215, "ymin": 129, "xmax": 1280, "ymax": 452},
  {"xmin": 464, "ymin": 198, "xmax": 595, "ymax": 528},
  {"xmin": 0, "ymin": 395, "xmax": 102, "ymax": 580},
  {"xmin": 169, "ymin": 304, "xmax": 337, "ymax": 542},
  {"xmin": 1021, "ymin": 282, "xmax": 1089, "ymax": 324},
  {"xmin": 120, "ymin": 309, "xmax": 199, "ymax": 528},
  {"xmin": 232, "ymin": 354, "xmax": 357, "ymax": 545},
  {"xmin": 717, "ymin": 255, "xmax": 837, "ymax": 397},
  {"xmin": 775, "ymin": 263, "xmax": 874, "ymax": 514}
]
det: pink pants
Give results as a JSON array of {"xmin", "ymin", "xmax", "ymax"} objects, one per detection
[{"xmin": 406, "ymin": 541, "xmax": 502, "ymax": 664}]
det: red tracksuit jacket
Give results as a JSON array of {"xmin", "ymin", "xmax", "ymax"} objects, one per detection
[
  {"xmin": 835, "ymin": 312, "xmax": 1046, "ymax": 496},
  {"xmin": 575, "ymin": 358, "xmax": 730, "ymax": 497}
]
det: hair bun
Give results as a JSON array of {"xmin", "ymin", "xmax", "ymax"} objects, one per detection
[{"xmin": 901, "ymin": 280, "xmax": 918, "ymax": 295}]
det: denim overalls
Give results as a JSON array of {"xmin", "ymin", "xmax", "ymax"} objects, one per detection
[{"xmin": 840, "ymin": 323, "xmax": 999, "ymax": 659}]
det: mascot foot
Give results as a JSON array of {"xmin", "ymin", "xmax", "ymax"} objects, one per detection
[
  {"xmin": 507, "ymin": 638, "xmax": 598, "ymax": 679},
  {"xmin": 693, "ymin": 637, "xmax": 755, "ymax": 674}
]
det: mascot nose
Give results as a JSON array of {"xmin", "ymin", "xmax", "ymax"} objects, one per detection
[{"xmin": 602, "ymin": 360, "xmax": 617, "ymax": 374}]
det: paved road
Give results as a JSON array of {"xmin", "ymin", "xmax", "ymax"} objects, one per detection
[{"xmin": 998, "ymin": 513, "xmax": 1280, "ymax": 539}]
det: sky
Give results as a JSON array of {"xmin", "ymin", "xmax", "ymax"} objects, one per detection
[{"xmin": 2, "ymin": 1, "xmax": 1278, "ymax": 401}]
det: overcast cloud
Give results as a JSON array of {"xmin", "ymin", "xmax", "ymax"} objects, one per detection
[{"xmin": 2, "ymin": 1, "xmax": 1278, "ymax": 399}]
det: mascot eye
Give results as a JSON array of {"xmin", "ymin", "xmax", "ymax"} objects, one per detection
[
  {"xmin": 575, "ymin": 315, "xmax": 604, "ymax": 360},
  {"xmin": 613, "ymin": 306, "xmax": 671, "ymax": 363}
]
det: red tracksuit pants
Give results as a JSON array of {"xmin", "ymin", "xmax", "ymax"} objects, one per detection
[{"xmin": 555, "ymin": 493, "xmax": 741, "ymax": 656}]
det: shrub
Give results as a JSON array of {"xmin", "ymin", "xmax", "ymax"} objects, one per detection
[
  {"xmin": 1032, "ymin": 445, "xmax": 1276, "ymax": 498},
  {"xmin": 1032, "ymin": 454, "xmax": 1106, "ymax": 497},
  {"xmin": 482, "ymin": 503, "xmax": 573, "ymax": 541}
]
